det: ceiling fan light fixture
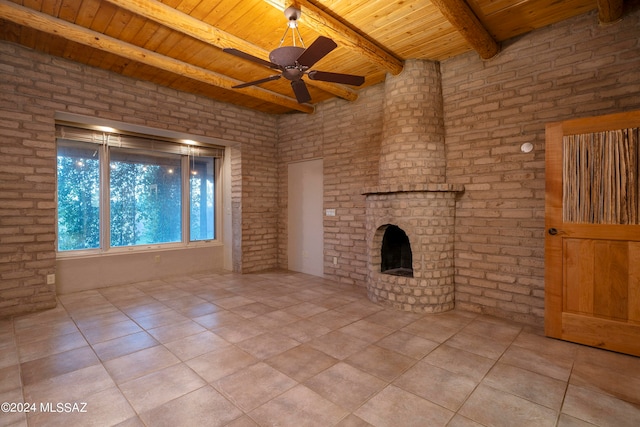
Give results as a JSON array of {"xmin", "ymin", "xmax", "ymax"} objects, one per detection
[{"xmin": 269, "ymin": 46, "xmax": 305, "ymax": 67}]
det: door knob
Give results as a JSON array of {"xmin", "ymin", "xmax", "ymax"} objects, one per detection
[{"xmin": 548, "ymin": 228, "xmax": 558, "ymax": 235}]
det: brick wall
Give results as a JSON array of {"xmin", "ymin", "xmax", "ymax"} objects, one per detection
[
  {"xmin": 277, "ymin": 7, "xmax": 640, "ymax": 325},
  {"xmin": 0, "ymin": 40, "xmax": 278, "ymax": 316},
  {"xmin": 443, "ymin": 8, "xmax": 640, "ymax": 324}
]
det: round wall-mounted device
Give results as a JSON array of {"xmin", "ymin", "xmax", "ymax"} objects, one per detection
[{"xmin": 520, "ymin": 142, "xmax": 534, "ymax": 153}]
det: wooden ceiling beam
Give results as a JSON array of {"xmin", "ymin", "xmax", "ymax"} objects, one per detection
[
  {"xmin": 429, "ymin": 0, "xmax": 500, "ymax": 60},
  {"xmin": 103, "ymin": 0, "xmax": 358, "ymax": 102},
  {"xmin": 265, "ymin": 0, "xmax": 404, "ymax": 75},
  {"xmin": 0, "ymin": 0, "xmax": 313, "ymax": 113},
  {"xmin": 597, "ymin": 0, "xmax": 624, "ymax": 23}
]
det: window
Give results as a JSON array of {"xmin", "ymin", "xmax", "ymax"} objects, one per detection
[
  {"xmin": 56, "ymin": 141, "xmax": 101, "ymax": 251},
  {"xmin": 190, "ymin": 157, "xmax": 215, "ymax": 241},
  {"xmin": 56, "ymin": 124, "xmax": 222, "ymax": 253},
  {"xmin": 109, "ymin": 149, "xmax": 182, "ymax": 246}
]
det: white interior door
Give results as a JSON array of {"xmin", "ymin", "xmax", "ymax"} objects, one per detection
[{"xmin": 288, "ymin": 159, "xmax": 324, "ymax": 276}]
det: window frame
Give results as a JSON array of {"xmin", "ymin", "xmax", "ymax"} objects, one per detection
[{"xmin": 55, "ymin": 124, "xmax": 223, "ymax": 258}]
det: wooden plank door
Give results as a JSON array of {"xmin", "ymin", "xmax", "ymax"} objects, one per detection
[{"xmin": 545, "ymin": 110, "xmax": 640, "ymax": 356}]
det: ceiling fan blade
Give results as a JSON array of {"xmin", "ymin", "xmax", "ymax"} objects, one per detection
[
  {"xmin": 295, "ymin": 36, "xmax": 337, "ymax": 68},
  {"xmin": 308, "ymin": 70, "xmax": 365, "ymax": 86},
  {"xmin": 291, "ymin": 79, "xmax": 311, "ymax": 104},
  {"xmin": 222, "ymin": 48, "xmax": 280, "ymax": 69},
  {"xmin": 232, "ymin": 74, "xmax": 281, "ymax": 89}
]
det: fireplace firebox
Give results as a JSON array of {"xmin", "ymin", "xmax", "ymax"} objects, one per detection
[{"xmin": 381, "ymin": 225, "xmax": 413, "ymax": 277}]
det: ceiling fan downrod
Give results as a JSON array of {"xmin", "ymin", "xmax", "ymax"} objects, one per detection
[{"xmin": 279, "ymin": 6, "xmax": 305, "ymax": 48}]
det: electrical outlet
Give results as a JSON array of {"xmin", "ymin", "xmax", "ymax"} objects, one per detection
[
  {"xmin": 154, "ymin": 255, "xmax": 161, "ymax": 263},
  {"xmin": 46, "ymin": 274, "xmax": 56, "ymax": 285},
  {"xmin": 333, "ymin": 257, "xmax": 338, "ymax": 265}
]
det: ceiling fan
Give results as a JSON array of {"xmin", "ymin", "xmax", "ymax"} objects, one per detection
[{"xmin": 223, "ymin": 6, "xmax": 365, "ymax": 104}]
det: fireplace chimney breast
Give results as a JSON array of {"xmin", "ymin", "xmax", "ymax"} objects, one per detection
[{"xmin": 379, "ymin": 60, "xmax": 446, "ymax": 186}]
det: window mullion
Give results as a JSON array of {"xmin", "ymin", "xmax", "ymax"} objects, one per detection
[
  {"xmin": 214, "ymin": 158, "xmax": 220, "ymax": 242},
  {"xmin": 101, "ymin": 144, "xmax": 111, "ymax": 252},
  {"xmin": 182, "ymin": 155, "xmax": 190, "ymax": 244}
]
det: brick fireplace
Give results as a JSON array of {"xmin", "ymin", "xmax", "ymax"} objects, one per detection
[{"xmin": 363, "ymin": 60, "xmax": 463, "ymax": 313}]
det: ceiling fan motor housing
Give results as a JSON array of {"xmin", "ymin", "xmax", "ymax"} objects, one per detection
[{"xmin": 284, "ymin": 6, "xmax": 302, "ymax": 25}]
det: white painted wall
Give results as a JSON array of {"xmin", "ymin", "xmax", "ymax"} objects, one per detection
[{"xmin": 288, "ymin": 159, "xmax": 324, "ymax": 277}]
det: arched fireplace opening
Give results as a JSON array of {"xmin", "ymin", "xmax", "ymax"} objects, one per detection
[{"xmin": 381, "ymin": 225, "xmax": 413, "ymax": 277}]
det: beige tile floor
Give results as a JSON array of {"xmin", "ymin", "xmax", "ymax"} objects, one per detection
[{"xmin": 1, "ymin": 270, "xmax": 640, "ymax": 426}]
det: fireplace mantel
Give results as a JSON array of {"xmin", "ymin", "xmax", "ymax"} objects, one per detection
[{"xmin": 362, "ymin": 183, "xmax": 464, "ymax": 196}]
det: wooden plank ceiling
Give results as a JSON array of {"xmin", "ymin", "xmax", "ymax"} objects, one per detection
[{"xmin": 0, "ymin": 0, "xmax": 624, "ymax": 114}]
